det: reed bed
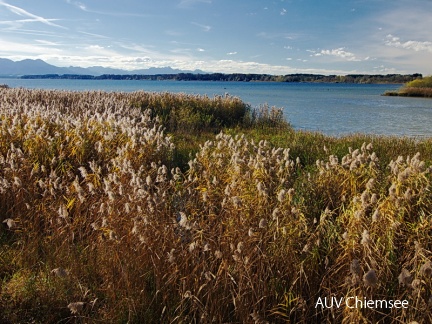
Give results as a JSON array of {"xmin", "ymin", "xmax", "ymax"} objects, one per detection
[
  {"xmin": 384, "ymin": 76, "xmax": 432, "ymax": 98},
  {"xmin": 395, "ymin": 87, "xmax": 432, "ymax": 98},
  {"xmin": 0, "ymin": 88, "xmax": 432, "ymax": 323}
]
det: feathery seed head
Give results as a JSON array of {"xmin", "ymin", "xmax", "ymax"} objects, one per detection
[
  {"xmin": 420, "ymin": 261, "xmax": 432, "ymax": 278},
  {"xmin": 277, "ymin": 189, "xmax": 286, "ymax": 203},
  {"xmin": 231, "ymin": 196, "xmax": 242, "ymax": 208},
  {"xmin": 51, "ymin": 267, "xmax": 68, "ymax": 278},
  {"xmin": 342, "ymin": 231, "xmax": 348, "ymax": 240},
  {"xmin": 13, "ymin": 176, "xmax": 22, "ymax": 188},
  {"xmin": 248, "ymin": 227, "xmax": 254, "ymax": 237},
  {"xmin": 389, "ymin": 183, "xmax": 397, "ymax": 197},
  {"xmin": 372, "ymin": 208, "xmax": 380, "ymax": 222},
  {"xmin": 3, "ymin": 218, "xmax": 16, "ymax": 229},
  {"xmin": 272, "ymin": 208, "xmax": 279, "ymax": 219},
  {"xmin": 366, "ymin": 178, "xmax": 375, "ymax": 190},
  {"xmin": 361, "ymin": 230, "xmax": 370, "ymax": 245},
  {"xmin": 350, "ymin": 259, "xmax": 362, "ymax": 277},
  {"xmin": 68, "ymin": 302, "xmax": 85, "ymax": 314},
  {"xmin": 404, "ymin": 188, "xmax": 413, "ymax": 200},
  {"xmin": 363, "ymin": 269, "xmax": 378, "ymax": 287},
  {"xmin": 189, "ymin": 241, "xmax": 197, "ymax": 253},
  {"xmin": 236, "ymin": 242, "xmax": 244, "ymax": 254},
  {"xmin": 361, "ymin": 191, "xmax": 370, "ymax": 207},
  {"xmin": 398, "ymin": 268, "xmax": 413, "ymax": 287},
  {"xmin": 214, "ymin": 250, "xmax": 223, "ymax": 259}
]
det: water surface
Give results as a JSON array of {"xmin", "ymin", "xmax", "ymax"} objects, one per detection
[{"xmin": 1, "ymin": 78, "xmax": 431, "ymax": 137}]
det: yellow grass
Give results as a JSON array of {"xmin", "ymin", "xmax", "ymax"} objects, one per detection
[{"xmin": 1, "ymin": 88, "xmax": 432, "ymax": 323}]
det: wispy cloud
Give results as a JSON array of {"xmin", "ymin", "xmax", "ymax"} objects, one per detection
[
  {"xmin": 227, "ymin": 52, "xmax": 237, "ymax": 55},
  {"xmin": 191, "ymin": 22, "xmax": 211, "ymax": 32},
  {"xmin": 79, "ymin": 31, "xmax": 110, "ymax": 39},
  {"xmin": 65, "ymin": 0, "xmax": 150, "ymax": 17},
  {"xmin": 0, "ymin": 38, "xmax": 62, "ymax": 56},
  {"xmin": 280, "ymin": 8, "xmax": 287, "ymax": 16},
  {"xmin": 34, "ymin": 39, "xmax": 60, "ymax": 46},
  {"xmin": 257, "ymin": 32, "xmax": 297, "ymax": 40},
  {"xmin": 0, "ymin": 1, "xmax": 66, "ymax": 29},
  {"xmin": 385, "ymin": 34, "xmax": 432, "ymax": 53},
  {"xmin": 0, "ymin": 18, "xmax": 63, "ymax": 30},
  {"xmin": 178, "ymin": 0, "xmax": 212, "ymax": 8},
  {"xmin": 66, "ymin": 0, "xmax": 87, "ymax": 11}
]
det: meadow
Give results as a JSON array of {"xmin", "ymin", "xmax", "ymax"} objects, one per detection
[{"xmin": 1, "ymin": 87, "xmax": 432, "ymax": 323}]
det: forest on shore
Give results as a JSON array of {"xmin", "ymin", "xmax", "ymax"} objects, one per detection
[{"xmin": 20, "ymin": 72, "xmax": 423, "ymax": 83}]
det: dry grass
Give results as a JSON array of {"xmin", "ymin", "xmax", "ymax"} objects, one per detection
[
  {"xmin": 1, "ymin": 88, "xmax": 432, "ymax": 323},
  {"xmin": 384, "ymin": 76, "xmax": 432, "ymax": 98},
  {"xmin": 397, "ymin": 87, "xmax": 432, "ymax": 98}
]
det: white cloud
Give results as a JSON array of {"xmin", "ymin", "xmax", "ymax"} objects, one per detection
[
  {"xmin": 227, "ymin": 52, "xmax": 237, "ymax": 55},
  {"xmin": 86, "ymin": 45, "xmax": 105, "ymax": 50},
  {"xmin": 385, "ymin": 34, "xmax": 432, "ymax": 52},
  {"xmin": 134, "ymin": 57, "xmax": 151, "ymax": 63},
  {"xmin": 315, "ymin": 48, "xmax": 361, "ymax": 61},
  {"xmin": 280, "ymin": 8, "xmax": 287, "ymax": 16}
]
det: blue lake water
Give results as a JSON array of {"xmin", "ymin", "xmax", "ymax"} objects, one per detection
[{"xmin": 1, "ymin": 78, "xmax": 431, "ymax": 137}]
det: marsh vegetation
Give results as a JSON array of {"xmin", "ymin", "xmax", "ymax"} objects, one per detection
[
  {"xmin": 1, "ymin": 88, "xmax": 432, "ymax": 323},
  {"xmin": 384, "ymin": 75, "xmax": 432, "ymax": 98}
]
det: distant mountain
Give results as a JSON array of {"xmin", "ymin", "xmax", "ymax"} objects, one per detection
[
  {"xmin": 0, "ymin": 58, "xmax": 68, "ymax": 75},
  {"xmin": 0, "ymin": 58, "xmax": 206, "ymax": 76}
]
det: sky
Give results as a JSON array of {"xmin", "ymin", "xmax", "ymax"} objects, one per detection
[{"xmin": 0, "ymin": 0, "xmax": 431, "ymax": 75}]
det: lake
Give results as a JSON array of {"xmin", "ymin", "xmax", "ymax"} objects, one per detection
[{"xmin": 1, "ymin": 78, "xmax": 431, "ymax": 137}]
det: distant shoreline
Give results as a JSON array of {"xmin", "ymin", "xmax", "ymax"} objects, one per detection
[{"xmin": 15, "ymin": 73, "xmax": 422, "ymax": 84}]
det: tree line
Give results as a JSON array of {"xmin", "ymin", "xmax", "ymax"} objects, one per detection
[{"xmin": 21, "ymin": 73, "xmax": 423, "ymax": 84}]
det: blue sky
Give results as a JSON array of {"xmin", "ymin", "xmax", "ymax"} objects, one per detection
[{"xmin": 0, "ymin": 0, "xmax": 431, "ymax": 75}]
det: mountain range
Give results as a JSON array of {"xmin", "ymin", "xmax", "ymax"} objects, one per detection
[{"xmin": 0, "ymin": 58, "xmax": 206, "ymax": 76}]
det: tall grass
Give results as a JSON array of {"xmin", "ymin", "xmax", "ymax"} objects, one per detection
[
  {"xmin": 384, "ymin": 75, "xmax": 432, "ymax": 97},
  {"xmin": 395, "ymin": 87, "xmax": 432, "ymax": 98},
  {"xmin": 1, "ymin": 88, "xmax": 431, "ymax": 323}
]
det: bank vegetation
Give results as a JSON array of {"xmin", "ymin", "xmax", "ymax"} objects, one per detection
[{"xmin": 384, "ymin": 76, "xmax": 432, "ymax": 98}]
